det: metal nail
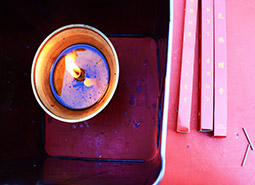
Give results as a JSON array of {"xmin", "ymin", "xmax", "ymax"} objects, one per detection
[
  {"xmin": 242, "ymin": 144, "xmax": 250, "ymax": 167},
  {"xmin": 242, "ymin": 128, "xmax": 254, "ymax": 150}
]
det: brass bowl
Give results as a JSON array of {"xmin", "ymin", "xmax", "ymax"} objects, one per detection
[{"xmin": 31, "ymin": 24, "xmax": 119, "ymax": 123}]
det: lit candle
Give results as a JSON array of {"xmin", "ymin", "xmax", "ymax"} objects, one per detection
[
  {"xmin": 32, "ymin": 24, "xmax": 119, "ymax": 122},
  {"xmin": 50, "ymin": 44, "xmax": 109, "ymax": 109}
]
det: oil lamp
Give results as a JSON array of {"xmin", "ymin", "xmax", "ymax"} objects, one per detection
[{"xmin": 31, "ymin": 24, "xmax": 119, "ymax": 123}]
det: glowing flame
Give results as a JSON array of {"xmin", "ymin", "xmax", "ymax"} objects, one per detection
[{"xmin": 65, "ymin": 53, "xmax": 81, "ymax": 78}]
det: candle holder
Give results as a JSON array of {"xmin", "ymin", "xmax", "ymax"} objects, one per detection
[{"xmin": 31, "ymin": 24, "xmax": 119, "ymax": 123}]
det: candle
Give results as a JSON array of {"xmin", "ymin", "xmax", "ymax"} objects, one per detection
[
  {"xmin": 50, "ymin": 44, "xmax": 109, "ymax": 109},
  {"xmin": 31, "ymin": 24, "xmax": 119, "ymax": 122}
]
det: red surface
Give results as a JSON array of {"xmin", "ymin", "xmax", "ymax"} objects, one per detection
[
  {"xmin": 45, "ymin": 37, "xmax": 160, "ymax": 161},
  {"xmin": 161, "ymin": 0, "xmax": 255, "ymax": 184}
]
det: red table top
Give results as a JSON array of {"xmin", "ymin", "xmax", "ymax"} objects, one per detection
[{"xmin": 160, "ymin": 0, "xmax": 255, "ymax": 184}]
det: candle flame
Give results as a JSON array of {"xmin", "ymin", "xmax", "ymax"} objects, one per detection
[{"xmin": 65, "ymin": 53, "xmax": 81, "ymax": 78}]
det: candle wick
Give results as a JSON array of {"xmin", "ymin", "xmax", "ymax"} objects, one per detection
[
  {"xmin": 74, "ymin": 68, "xmax": 85, "ymax": 81},
  {"xmin": 73, "ymin": 69, "xmax": 81, "ymax": 77}
]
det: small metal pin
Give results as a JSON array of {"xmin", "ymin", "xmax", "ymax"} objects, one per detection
[
  {"xmin": 242, "ymin": 144, "xmax": 250, "ymax": 167},
  {"xmin": 242, "ymin": 128, "xmax": 254, "ymax": 150}
]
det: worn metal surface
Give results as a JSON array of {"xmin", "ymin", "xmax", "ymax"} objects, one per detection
[
  {"xmin": 0, "ymin": 0, "xmax": 168, "ymax": 161},
  {"xmin": 42, "ymin": 156, "xmax": 161, "ymax": 185},
  {"xmin": 45, "ymin": 37, "xmax": 161, "ymax": 161},
  {"xmin": 0, "ymin": 0, "xmax": 168, "ymax": 184}
]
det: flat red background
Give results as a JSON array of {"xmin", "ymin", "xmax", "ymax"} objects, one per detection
[{"xmin": 160, "ymin": 0, "xmax": 255, "ymax": 184}]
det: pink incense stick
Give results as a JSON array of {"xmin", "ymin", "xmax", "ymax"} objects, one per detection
[
  {"xmin": 213, "ymin": 0, "xmax": 227, "ymax": 137},
  {"xmin": 177, "ymin": 0, "xmax": 199, "ymax": 133},
  {"xmin": 200, "ymin": 0, "xmax": 214, "ymax": 132}
]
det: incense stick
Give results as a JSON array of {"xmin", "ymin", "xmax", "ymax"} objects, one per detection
[
  {"xmin": 213, "ymin": 0, "xmax": 227, "ymax": 137},
  {"xmin": 200, "ymin": 0, "xmax": 214, "ymax": 132},
  {"xmin": 176, "ymin": 0, "xmax": 199, "ymax": 133}
]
